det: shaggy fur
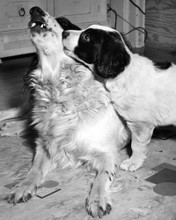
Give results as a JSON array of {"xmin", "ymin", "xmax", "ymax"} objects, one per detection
[
  {"xmin": 7, "ymin": 8, "xmax": 129, "ymax": 218},
  {"xmin": 62, "ymin": 24, "xmax": 176, "ymax": 172}
]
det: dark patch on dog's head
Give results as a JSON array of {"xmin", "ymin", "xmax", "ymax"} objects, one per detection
[
  {"xmin": 74, "ymin": 29, "xmax": 130, "ymax": 79},
  {"xmin": 56, "ymin": 17, "xmax": 81, "ymax": 31},
  {"xmin": 154, "ymin": 61, "xmax": 172, "ymax": 70}
]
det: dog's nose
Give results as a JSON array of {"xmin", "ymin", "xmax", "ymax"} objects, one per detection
[
  {"xmin": 30, "ymin": 6, "xmax": 45, "ymax": 17},
  {"xmin": 62, "ymin": 31, "xmax": 70, "ymax": 39}
]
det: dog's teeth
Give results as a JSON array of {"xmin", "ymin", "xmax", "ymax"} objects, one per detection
[
  {"xmin": 41, "ymin": 24, "xmax": 45, "ymax": 28},
  {"xmin": 31, "ymin": 22, "xmax": 36, "ymax": 27}
]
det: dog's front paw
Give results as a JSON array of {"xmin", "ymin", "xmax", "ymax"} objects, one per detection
[
  {"xmin": 7, "ymin": 180, "xmax": 37, "ymax": 204},
  {"xmin": 120, "ymin": 157, "xmax": 145, "ymax": 172},
  {"xmin": 85, "ymin": 194, "xmax": 112, "ymax": 218}
]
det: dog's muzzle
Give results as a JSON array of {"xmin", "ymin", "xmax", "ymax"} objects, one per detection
[
  {"xmin": 28, "ymin": 6, "xmax": 47, "ymax": 33},
  {"xmin": 62, "ymin": 31, "xmax": 70, "ymax": 39}
]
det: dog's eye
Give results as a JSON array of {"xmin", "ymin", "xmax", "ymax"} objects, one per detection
[{"xmin": 82, "ymin": 33, "xmax": 90, "ymax": 42}]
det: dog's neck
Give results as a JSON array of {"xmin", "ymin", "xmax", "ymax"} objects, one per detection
[
  {"xmin": 106, "ymin": 52, "xmax": 154, "ymax": 97},
  {"xmin": 38, "ymin": 49, "xmax": 74, "ymax": 79}
]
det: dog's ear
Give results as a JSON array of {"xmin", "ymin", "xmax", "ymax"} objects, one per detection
[
  {"xmin": 56, "ymin": 17, "xmax": 81, "ymax": 31},
  {"xmin": 95, "ymin": 32, "xmax": 130, "ymax": 79}
]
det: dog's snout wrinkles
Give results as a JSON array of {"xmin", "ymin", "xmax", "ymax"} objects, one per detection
[
  {"xmin": 30, "ymin": 6, "xmax": 45, "ymax": 17},
  {"xmin": 62, "ymin": 31, "xmax": 69, "ymax": 39}
]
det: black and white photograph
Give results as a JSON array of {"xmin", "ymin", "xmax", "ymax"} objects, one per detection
[{"xmin": 0, "ymin": 0, "xmax": 176, "ymax": 219}]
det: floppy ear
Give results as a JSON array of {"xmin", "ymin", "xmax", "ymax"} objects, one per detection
[
  {"xmin": 95, "ymin": 32, "xmax": 130, "ymax": 79},
  {"xmin": 56, "ymin": 17, "xmax": 81, "ymax": 31}
]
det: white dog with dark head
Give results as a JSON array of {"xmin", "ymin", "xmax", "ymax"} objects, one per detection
[{"xmin": 62, "ymin": 24, "xmax": 176, "ymax": 172}]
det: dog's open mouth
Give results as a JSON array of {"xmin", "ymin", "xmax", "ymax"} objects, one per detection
[
  {"xmin": 63, "ymin": 46, "xmax": 73, "ymax": 57},
  {"xmin": 28, "ymin": 18, "xmax": 47, "ymax": 33},
  {"xmin": 63, "ymin": 46, "xmax": 69, "ymax": 53}
]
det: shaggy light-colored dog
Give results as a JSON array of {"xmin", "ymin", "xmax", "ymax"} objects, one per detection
[
  {"xmin": 62, "ymin": 24, "xmax": 176, "ymax": 172},
  {"xmin": 7, "ymin": 8, "xmax": 129, "ymax": 218}
]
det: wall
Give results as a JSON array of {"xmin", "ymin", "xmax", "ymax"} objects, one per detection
[
  {"xmin": 109, "ymin": 0, "xmax": 145, "ymax": 48},
  {"xmin": 145, "ymin": 0, "xmax": 176, "ymax": 50}
]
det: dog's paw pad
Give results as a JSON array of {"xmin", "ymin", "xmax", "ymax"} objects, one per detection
[
  {"xmin": 120, "ymin": 158, "xmax": 144, "ymax": 171},
  {"xmin": 7, "ymin": 191, "xmax": 32, "ymax": 204},
  {"xmin": 85, "ymin": 195, "xmax": 112, "ymax": 218},
  {"xmin": 7, "ymin": 182, "xmax": 37, "ymax": 204}
]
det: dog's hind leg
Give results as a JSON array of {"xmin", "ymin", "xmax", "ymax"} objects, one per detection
[
  {"xmin": 0, "ymin": 108, "xmax": 21, "ymax": 121},
  {"xmin": 120, "ymin": 122, "xmax": 154, "ymax": 171},
  {"xmin": 0, "ymin": 99, "xmax": 30, "ymax": 122},
  {"xmin": 8, "ymin": 139, "xmax": 52, "ymax": 204},
  {"xmin": 0, "ymin": 100, "xmax": 31, "ymax": 136},
  {"xmin": 85, "ymin": 152, "xmax": 117, "ymax": 218}
]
